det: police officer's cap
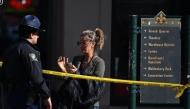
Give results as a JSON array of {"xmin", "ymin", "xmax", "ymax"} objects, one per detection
[{"xmin": 20, "ymin": 15, "xmax": 45, "ymax": 32}]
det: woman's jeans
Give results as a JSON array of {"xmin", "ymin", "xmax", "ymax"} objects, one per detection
[{"xmin": 94, "ymin": 106, "xmax": 99, "ymax": 109}]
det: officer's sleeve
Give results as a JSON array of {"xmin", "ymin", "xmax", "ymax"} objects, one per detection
[{"xmin": 22, "ymin": 51, "xmax": 50, "ymax": 99}]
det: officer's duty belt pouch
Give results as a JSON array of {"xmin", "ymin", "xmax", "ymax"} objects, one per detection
[
  {"xmin": 25, "ymin": 83, "xmax": 37, "ymax": 105},
  {"xmin": 26, "ymin": 90, "xmax": 37, "ymax": 105}
]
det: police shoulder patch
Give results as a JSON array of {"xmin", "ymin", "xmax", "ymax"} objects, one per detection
[{"xmin": 29, "ymin": 53, "xmax": 38, "ymax": 61}]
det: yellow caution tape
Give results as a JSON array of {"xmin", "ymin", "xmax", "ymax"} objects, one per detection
[{"xmin": 0, "ymin": 61, "xmax": 189, "ymax": 98}]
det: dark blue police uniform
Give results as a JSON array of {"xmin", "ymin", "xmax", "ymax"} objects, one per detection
[
  {"xmin": 2, "ymin": 37, "xmax": 50, "ymax": 109},
  {"xmin": 1, "ymin": 15, "xmax": 50, "ymax": 109}
]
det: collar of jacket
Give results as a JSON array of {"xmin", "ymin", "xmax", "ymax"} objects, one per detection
[{"xmin": 16, "ymin": 37, "xmax": 39, "ymax": 51}]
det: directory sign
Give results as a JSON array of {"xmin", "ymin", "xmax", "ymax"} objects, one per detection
[{"xmin": 140, "ymin": 11, "xmax": 181, "ymax": 104}]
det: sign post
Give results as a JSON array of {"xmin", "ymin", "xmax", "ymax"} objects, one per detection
[
  {"xmin": 185, "ymin": 15, "xmax": 190, "ymax": 109},
  {"xmin": 128, "ymin": 15, "xmax": 138, "ymax": 109}
]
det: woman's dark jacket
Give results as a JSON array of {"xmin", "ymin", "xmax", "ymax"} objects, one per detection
[{"xmin": 54, "ymin": 55, "xmax": 107, "ymax": 109}]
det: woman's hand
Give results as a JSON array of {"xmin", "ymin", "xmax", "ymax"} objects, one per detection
[
  {"xmin": 57, "ymin": 56, "xmax": 68, "ymax": 72},
  {"xmin": 66, "ymin": 65, "xmax": 78, "ymax": 74}
]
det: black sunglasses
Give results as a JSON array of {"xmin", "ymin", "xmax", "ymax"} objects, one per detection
[{"xmin": 77, "ymin": 41, "xmax": 89, "ymax": 46}]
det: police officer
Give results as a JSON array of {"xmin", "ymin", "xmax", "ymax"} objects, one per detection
[{"xmin": 1, "ymin": 15, "xmax": 52, "ymax": 109}]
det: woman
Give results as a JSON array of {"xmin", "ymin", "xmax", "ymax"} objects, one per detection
[{"xmin": 55, "ymin": 28, "xmax": 106, "ymax": 109}]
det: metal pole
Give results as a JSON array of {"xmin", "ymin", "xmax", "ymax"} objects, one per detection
[
  {"xmin": 185, "ymin": 15, "xmax": 190, "ymax": 109},
  {"xmin": 128, "ymin": 15, "xmax": 138, "ymax": 109}
]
